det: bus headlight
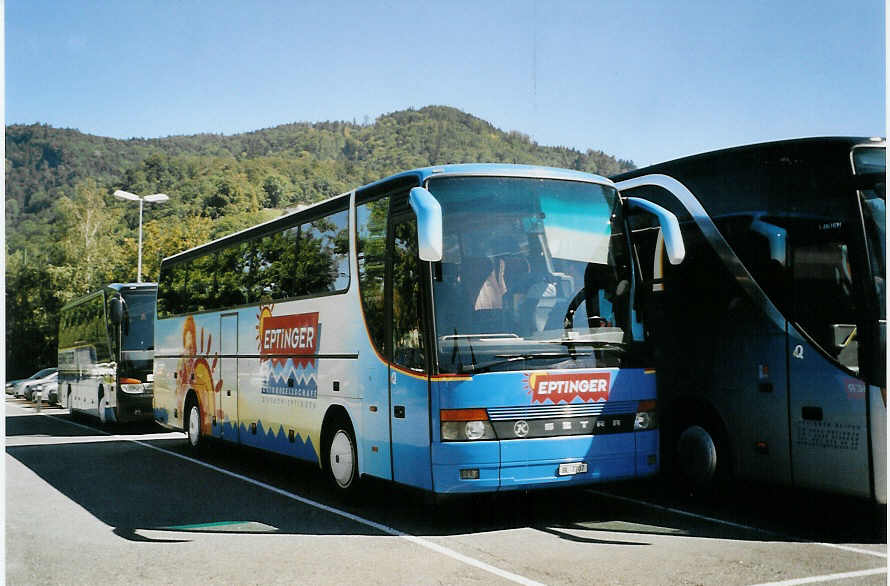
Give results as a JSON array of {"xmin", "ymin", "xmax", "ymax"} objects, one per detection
[
  {"xmin": 634, "ymin": 400, "xmax": 657, "ymax": 430},
  {"xmin": 119, "ymin": 378, "xmax": 145, "ymax": 394},
  {"xmin": 440, "ymin": 409, "xmax": 497, "ymax": 441}
]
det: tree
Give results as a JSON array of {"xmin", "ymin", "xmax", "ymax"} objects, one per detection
[
  {"xmin": 140, "ymin": 215, "xmax": 215, "ymax": 283},
  {"xmin": 262, "ymin": 174, "xmax": 286, "ymax": 207},
  {"xmin": 5, "ymin": 250, "xmax": 61, "ymax": 378},
  {"xmin": 53, "ymin": 179, "xmax": 126, "ymax": 296}
]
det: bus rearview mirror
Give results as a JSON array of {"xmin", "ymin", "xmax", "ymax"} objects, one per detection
[
  {"xmin": 409, "ymin": 187, "xmax": 443, "ymax": 262},
  {"xmin": 626, "ymin": 197, "xmax": 686, "ymax": 265},
  {"xmin": 109, "ymin": 297, "xmax": 123, "ymax": 325}
]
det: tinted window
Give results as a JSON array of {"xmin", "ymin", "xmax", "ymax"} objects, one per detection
[
  {"xmin": 158, "ymin": 207, "xmax": 350, "ymax": 317},
  {"xmin": 119, "ymin": 290, "xmax": 156, "ymax": 351},
  {"xmin": 391, "ymin": 216, "xmax": 425, "ymax": 371},
  {"xmin": 356, "ymin": 198, "xmax": 388, "ymax": 355},
  {"xmin": 58, "ymin": 294, "xmax": 111, "ymax": 362}
]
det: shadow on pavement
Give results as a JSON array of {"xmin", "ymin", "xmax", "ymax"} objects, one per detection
[{"xmin": 6, "ymin": 409, "xmax": 887, "ymax": 547}]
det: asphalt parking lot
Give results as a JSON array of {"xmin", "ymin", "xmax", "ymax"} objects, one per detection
[{"xmin": 6, "ymin": 397, "xmax": 887, "ymax": 585}]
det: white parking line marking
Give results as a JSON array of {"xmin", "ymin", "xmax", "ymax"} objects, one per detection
[
  {"xmin": 749, "ymin": 566, "xmax": 887, "ymax": 585},
  {"xmin": 7, "ymin": 432, "xmax": 187, "ymax": 446},
  {"xmin": 586, "ymin": 489, "xmax": 887, "ymax": 560},
  {"xmin": 814, "ymin": 543, "xmax": 888, "ymax": 559},
  {"xmin": 37, "ymin": 413, "xmax": 545, "ymax": 586}
]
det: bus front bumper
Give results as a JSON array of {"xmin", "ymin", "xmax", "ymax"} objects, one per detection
[
  {"xmin": 431, "ymin": 430, "xmax": 658, "ymax": 493},
  {"xmin": 116, "ymin": 394, "xmax": 155, "ymax": 422}
]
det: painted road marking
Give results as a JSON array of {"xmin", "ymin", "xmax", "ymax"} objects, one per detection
[
  {"xmin": 15, "ymin": 405, "xmax": 884, "ymax": 583},
  {"xmin": 6, "ymin": 432, "xmax": 187, "ymax": 446},
  {"xmin": 37, "ymin": 412, "xmax": 544, "ymax": 586},
  {"xmin": 749, "ymin": 566, "xmax": 887, "ymax": 585},
  {"xmin": 586, "ymin": 489, "xmax": 887, "ymax": 560}
]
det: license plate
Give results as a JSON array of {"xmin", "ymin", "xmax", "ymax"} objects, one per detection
[{"xmin": 557, "ymin": 461, "xmax": 588, "ymax": 476}]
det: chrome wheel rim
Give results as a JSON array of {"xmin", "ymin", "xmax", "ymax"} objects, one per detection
[
  {"xmin": 188, "ymin": 405, "xmax": 201, "ymax": 447},
  {"xmin": 329, "ymin": 430, "xmax": 355, "ymax": 488}
]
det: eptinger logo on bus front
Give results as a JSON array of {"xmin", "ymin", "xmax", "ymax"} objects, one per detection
[{"xmin": 525, "ymin": 371, "xmax": 611, "ymax": 404}]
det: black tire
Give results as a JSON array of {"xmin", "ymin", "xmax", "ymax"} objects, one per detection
[
  {"xmin": 66, "ymin": 389, "xmax": 78, "ymax": 420},
  {"xmin": 673, "ymin": 420, "xmax": 729, "ymax": 496},
  {"xmin": 324, "ymin": 418, "xmax": 359, "ymax": 496},
  {"xmin": 185, "ymin": 397, "xmax": 204, "ymax": 452}
]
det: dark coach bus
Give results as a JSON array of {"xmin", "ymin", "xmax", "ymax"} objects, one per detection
[
  {"xmin": 614, "ymin": 137, "xmax": 886, "ymax": 502},
  {"xmin": 58, "ymin": 282, "xmax": 157, "ymax": 423}
]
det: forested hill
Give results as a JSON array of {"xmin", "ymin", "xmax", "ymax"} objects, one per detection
[
  {"xmin": 7, "ymin": 106, "xmax": 633, "ymax": 246},
  {"xmin": 5, "ymin": 105, "xmax": 634, "ymax": 377}
]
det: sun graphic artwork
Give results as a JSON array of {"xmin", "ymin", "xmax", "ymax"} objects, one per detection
[
  {"xmin": 176, "ymin": 315, "xmax": 223, "ymax": 434},
  {"xmin": 523, "ymin": 372, "xmax": 543, "ymax": 399},
  {"xmin": 256, "ymin": 304, "xmax": 274, "ymax": 352}
]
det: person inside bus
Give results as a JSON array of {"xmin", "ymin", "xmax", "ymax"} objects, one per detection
[
  {"xmin": 474, "ymin": 257, "xmax": 507, "ymax": 311},
  {"xmin": 463, "ymin": 256, "xmax": 506, "ymax": 333}
]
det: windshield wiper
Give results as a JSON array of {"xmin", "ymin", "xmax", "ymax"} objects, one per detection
[
  {"xmin": 540, "ymin": 339, "xmax": 625, "ymax": 352},
  {"xmin": 457, "ymin": 351, "xmax": 581, "ymax": 375}
]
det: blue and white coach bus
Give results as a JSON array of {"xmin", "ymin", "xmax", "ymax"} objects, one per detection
[
  {"xmin": 615, "ymin": 138, "xmax": 886, "ymax": 503},
  {"xmin": 153, "ymin": 164, "xmax": 685, "ymax": 495}
]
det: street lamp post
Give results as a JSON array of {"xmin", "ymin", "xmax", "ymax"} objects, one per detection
[{"xmin": 113, "ymin": 190, "xmax": 170, "ymax": 283}]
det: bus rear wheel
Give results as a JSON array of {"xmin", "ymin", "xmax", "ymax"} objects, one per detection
[
  {"xmin": 97, "ymin": 387, "xmax": 107, "ymax": 425},
  {"xmin": 325, "ymin": 422, "xmax": 358, "ymax": 495}
]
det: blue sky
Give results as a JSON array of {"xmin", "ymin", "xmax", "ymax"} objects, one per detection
[{"xmin": 6, "ymin": 0, "xmax": 885, "ymax": 166}]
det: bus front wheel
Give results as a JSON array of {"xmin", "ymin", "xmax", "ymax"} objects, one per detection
[
  {"xmin": 186, "ymin": 399, "xmax": 203, "ymax": 451},
  {"xmin": 325, "ymin": 422, "xmax": 358, "ymax": 495},
  {"xmin": 675, "ymin": 423, "xmax": 725, "ymax": 491}
]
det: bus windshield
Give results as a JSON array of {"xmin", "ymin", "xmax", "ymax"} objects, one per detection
[
  {"xmin": 853, "ymin": 146, "xmax": 885, "ymax": 318},
  {"xmin": 120, "ymin": 290, "xmax": 156, "ymax": 351},
  {"xmin": 427, "ymin": 176, "xmax": 634, "ymax": 374}
]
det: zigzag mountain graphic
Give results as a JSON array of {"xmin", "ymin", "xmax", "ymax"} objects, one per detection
[
  {"xmin": 261, "ymin": 357, "xmax": 318, "ymax": 397},
  {"xmin": 215, "ymin": 418, "xmax": 319, "ymax": 463},
  {"xmin": 261, "ymin": 358, "xmax": 317, "ymax": 382}
]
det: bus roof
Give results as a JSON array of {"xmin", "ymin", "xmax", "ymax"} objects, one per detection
[
  {"xmin": 60, "ymin": 283, "xmax": 158, "ymax": 312},
  {"xmin": 105, "ymin": 282, "xmax": 157, "ymax": 293},
  {"xmin": 613, "ymin": 136, "xmax": 884, "ymax": 181},
  {"xmin": 365, "ymin": 163, "xmax": 611, "ymax": 188},
  {"xmin": 163, "ymin": 164, "xmax": 614, "ymax": 264}
]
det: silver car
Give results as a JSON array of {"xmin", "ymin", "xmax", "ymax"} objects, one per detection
[
  {"xmin": 6, "ymin": 378, "xmax": 26, "ymax": 395},
  {"xmin": 26, "ymin": 371, "xmax": 58, "ymax": 404},
  {"xmin": 13, "ymin": 368, "xmax": 57, "ymax": 399}
]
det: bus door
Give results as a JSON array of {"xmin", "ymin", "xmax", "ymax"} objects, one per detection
[
  {"xmin": 387, "ymin": 212, "xmax": 433, "ymax": 490},
  {"xmin": 219, "ymin": 313, "xmax": 239, "ymax": 441},
  {"xmin": 787, "ymin": 223, "xmax": 872, "ymax": 498}
]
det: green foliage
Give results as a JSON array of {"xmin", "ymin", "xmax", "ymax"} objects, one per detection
[
  {"xmin": 4, "ymin": 105, "xmax": 635, "ymax": 378},
  {"xmin": 6, "ymin": 250, "xmax": 63, "ymax": 375}
]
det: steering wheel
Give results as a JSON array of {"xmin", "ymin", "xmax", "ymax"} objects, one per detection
[{"xmin": 563, "ymin": 288, "xmax": 608, "ymax": 329}]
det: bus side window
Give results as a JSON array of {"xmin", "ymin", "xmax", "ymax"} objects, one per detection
[
  {"xmin": 792, "ymin": 237, "xmax": 859, "ymax": 372},
  {"xmin": 158, "ymin": 259, "xmax": 190, "ymax": 317},
  {"xmin": 356, "ymin": 197, "xmax": 389, "ymax": 356},
  {"xmin": 391, "ymin": 217, "xmax": 425, "ymax": 371}
]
